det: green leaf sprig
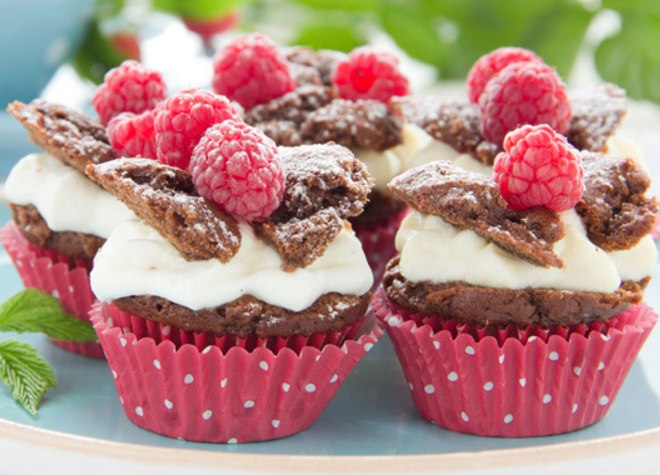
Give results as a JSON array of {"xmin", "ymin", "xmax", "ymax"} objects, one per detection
[{"xmin": 0, "ymin": 289, "xmax": 98, "ymax": 416}]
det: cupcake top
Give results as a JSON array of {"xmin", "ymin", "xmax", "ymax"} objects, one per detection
[
  {"xmin": 384, "ymin": 125, "xmax": 657, "ymax": 328},
  {"xmin": 390, "ymin": 47, "xmax": 630, "ymax": 175},
  {"xmin": 4, "ymin": 100, "xmax": 135, "ymax": 259},
  {"xmin": 87, "ymin": 141, "xmax": 376, "ymax": 337}
]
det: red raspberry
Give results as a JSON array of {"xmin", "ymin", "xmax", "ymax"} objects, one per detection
[
  {"xmin": 93, "ymin": 60, "xmax": 167, "ymax": 125},
  {"xmin": 153, "ymin": 88, "xmax": 240, "ymax": 170},
  {"xmin": 466, "ymin": 47, "xmax": 543, "ymax": 104},
  {"xmin": 182, "ymin": 11, "xmax": 239, "ymax": 41},
  {"xmin": 479, "ymin": 61, "xmax": 571, "ymax": 146},
  {"xmin": 107, "ymin": 110, "xmax": 156, "ymax": 159},
  {"xmin": 191, "ymin": 120, "xmax": 284, "ymax": 222},
  {"xmin": 332, "ymin": 46, "xmax": 410, "ymax": 103},
  {"xmin": 211, "ymin": 33, "xmax": 297, "ymax": 110},
  {"xmin": 493, "ymin": 124, "xmax": 584, "ymax": 212}
]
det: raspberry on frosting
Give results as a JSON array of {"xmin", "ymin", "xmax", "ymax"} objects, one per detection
[
  {"xmin": 466, "ymin": 47, "xmax": 543, "ymax": 104},
  {"xmin": 153, "ymin": 88, "xmax": 239, "ymax": 171},
  {"xmin": 493, "ymin": 124, "xmax": 584, "ymax": 212},
  {"xmin": 332, "ymin": 46, "xmax": 410, "ymax": 104},
  {"xmin": 190, "ymin": 120, "xmax": 284, "ymax": 222},
  {"xmin": 211, "ymin": 33, "xmax": 297, "ymax": 110},
  {"xmin": 479, "ymin": 61, "xmax": 571, "ymax": 146},
  {"xmin": 92, "ymin": 60, "xmax": 167, "ymax": 125},
  {"xmin": 107, "ymin": 110, "xmax": 157, "ymax": 159}
]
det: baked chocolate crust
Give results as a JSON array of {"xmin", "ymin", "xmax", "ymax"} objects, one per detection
[
  {"xmin": 301, "ymin": 99, "xmax": 403, "ymax": 151},
  {"xmin": 9, "ymin": 203, "xmax": 104, "ymax": 260},
  {"xmin": 388, "ymin": 161, "xmax": 565, "ymax": 268},
  {"xmin": 7, "ymin": 100, "xmax": 115, "ymax": 174},
  {"xmin": 285, "ymin": 46, "xmax": 346, "ymax": 86},
  {"xmin": 257, "ymin": 143, "xmax": 373, "ymax": 269},
  {"xmin": 569, "ymin": 84, "xmax": 627, "ymax": 153},
  {"xmin": 390, "ymin": 97, "xmax": 500, "ymax": 165},
  {"xmin": 114, "ymin": 291, "xmax": 371, "ymax": 338},
  {"xmin": 383, "ymin": 257, "xmax": 648, "ymax": 327},
  {"xmin": 85, "ymin": 158, "xmax": 241, "ymax": 263},
  {"xmin": 576, "ymin": 152, "xmax": 658, "ymax": 251}
]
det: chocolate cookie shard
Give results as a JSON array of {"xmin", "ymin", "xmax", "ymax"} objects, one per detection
[
  {"xmin": 569, "ymin": 83, "xmax": 627, "ymax": 152},
  {"xmin": 576, "ymin": 152, "xmax": 658, "ymax": 251},
  {"xmin": 301, "ymin": 99, "xmax": 403, "ymax": 151},
  {"xmin": 9, "ymin": 203, "xmax": 105, "ymax": 260},
  {"xmin": 257, "ymin": 143, "xmax": 374, "ymax": 269},
  {"xmin": 391, "ymin": 96, "xmax": 500, "ymax": 165},
  {"xmin": 114, "ymin": 291, "xmax": 370, "ymax": 338},
  {"xmin": 244, "ymin": 85, "xmax": 336, "ymax": 132},
  {"xmin": 388, "ymin": 161, "xmax": 565, "ymax": 268},
  {"xmin": 85, "ymin": 158, "xmax": 241, "ymax": 262},
  {"xmin": 252, "ymin": 121, "xmax": 303, "ymax": 147},
  {"xmin": 7, "ymin": 100, "xmax": 115, "ymax": 174},
  {"xmin": 383, "ymin": 258, "xmax": 648, "ymax": 327},
  {"xmin": 285, "ymin": 46, "xmax": 346, "ymax": 86}
]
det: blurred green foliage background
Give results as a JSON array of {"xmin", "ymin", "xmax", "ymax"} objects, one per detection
[{"xmin": 73, "ymin": 0, "xmax": 660, "ymax": 103}]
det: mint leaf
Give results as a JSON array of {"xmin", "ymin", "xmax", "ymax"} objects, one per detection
[
  {"xmin": 0, "ymin": 289, "xmax": 97, "ymax": 343},
  {"xmin": 595, "ymin": 11, "xmax": 660, "ymax": 103},
  {"xmin": 0, "ymin": 339, "xmax": 56, "ymax": 417},
  {"xmin": 152, "ymin": 0, "xmax": 244, "ymax": 20},
  {"xmin": 293, "ymin": 24, "xmax": 366, "ymax": 52}
]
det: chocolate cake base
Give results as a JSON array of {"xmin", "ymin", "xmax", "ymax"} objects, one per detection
[{"xmin": 383, "ymin": 257, "xmax": 648, "ymax": 327}]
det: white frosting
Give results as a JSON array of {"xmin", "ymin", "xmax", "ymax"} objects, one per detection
[
  {"xmin": 396, "ymin": 210, "xmax": 656, "ymax": 292},
  {"xmin": 605, "ymin": 135, "xmax": 647, "ymax": 168},
  {"xmin": 5, "ymin": 153, "xmax": 135, "ymax": 238},
  {"xmin": 91, "ymin": 219, "xmax": 373, "ymax": 312}
]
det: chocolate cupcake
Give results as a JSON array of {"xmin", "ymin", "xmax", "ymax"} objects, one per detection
[
  {"xmin": 1, "ymin": 100, "xmax": 135, "ymax": 358},
  {"xmin": 373, "ymin": 124, "xmax": 658, "ymax": 437},
  {"xmin": 88, "ymin": 130, "xmax": 382, "ymax": 443}
]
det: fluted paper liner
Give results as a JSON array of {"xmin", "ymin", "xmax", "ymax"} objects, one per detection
[
  {"xmin": 1, "ymin": 222, "xmax": 104, "ymax": 359},
  {"xmin": 91, "ymin": 301, "xmax": 383, "ymax": 443},
  {"xmin": 372, "ymin": 288, "xmax": 657, "ymax": 437},
  {"xmin": 353, "ymin": 209, "xmax": 408, "ymax": 289},
  {"xmin": 652, "ymin": 214, "xmax": 660, "ymax": 241}
]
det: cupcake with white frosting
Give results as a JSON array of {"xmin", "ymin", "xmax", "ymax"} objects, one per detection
[
  {"xmin": 87, "ymin": 121, "xmax": 381, "ymax": 443},
  {"xmin": 372, "ymin": 124, "xmax": 658, "ymax": 437},
  {"xmin": 1, "ymin": 100, "xmax": 135, "ymax": 358}
]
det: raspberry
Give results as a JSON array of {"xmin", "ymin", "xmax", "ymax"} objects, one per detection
[
  {"xmin": 493, "ymin": 124, "xmax": 584, "ymax": 212},
  {"xmin": 182, "ymin": 11, "xmax": 239, "ymax": 41},
  {"xmin": 153, "ymin": 88, "xmax": 240, "ymax": 170},
  {"xmin": 93, "ymin": 60, "xmax": 167, "ymax": 125},
  {"xmin": 479, "ymin": 61, "xmax": 571, "ymax": 146},
  {"xmin": 190, "ymin": 120, "xmax": 284, "ymax": 222},
  {"xmin": 332, "ymin": 46, "xmax": 410, "ymax": 103},
  {"xmin": 466, "ymin": 47, "xmax": 543, "ymax": 103},
  {"xmin": 211, "ymin": 33, "xmax": 297, "ymax": 110},
  {"xmin": 107, "ymin": 110, "xmax": 156, "ymax": 159}
]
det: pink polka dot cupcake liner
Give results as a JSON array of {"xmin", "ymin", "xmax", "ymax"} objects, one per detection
[
  {"xmin": 371, "ymin": 288, "xmax": 658, "ymax": 437},
  {"xmin": 90, "ymin": 300, "xmax": 383, "ymax": 443},
  {"xmin": 353, "ymin": 210, "xmax": 408, "ymax": 289},
  {"xmin": 1, "ymin": 221, "xmax": 104, "ymax": 359}
]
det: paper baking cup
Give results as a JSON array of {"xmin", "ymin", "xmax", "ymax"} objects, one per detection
[
  {"xmin": 371, "ymin": 289, "xmax": 657, "ymax": 437},
  {"xmin": 1, "ymin": 222, "xmax": 104, "ymax": 359},
  {"xmin": 353, "ymin": 210, "xmax": 408, "ymax": 289},
  {"xmin": 91, "ymin": 301, "xmax": 383, "ymax": 443}
]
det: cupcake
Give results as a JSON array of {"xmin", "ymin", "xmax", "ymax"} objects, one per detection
[
  {"xmin": 373, "ymin": 124, "xmax": 658, "ymax": 437},
  {"xmin": 391, "ymin": 47, "xmax": 640, "ymax": 176},
  {"xmin": 86, "ymin": 118, "xmax": 381, "ymax": 443},
  {"xmin": 211, "ymin": 33, "xmax": 420, "ymax": 286},
  {"xmin": 1, "ymin": 100, "xmax": 136, "ymax": 358}
]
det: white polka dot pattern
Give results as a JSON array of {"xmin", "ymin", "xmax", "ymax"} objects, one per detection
[
  {"xmin": 424, "ymin": 384, "xmax": 435, "ymax": 394},
  {"xmin": 203, "ymin": 410, "xmax": 212, "ymax": 420},
  {"xmin": 184, "ymin": 374, "xmax": 194, "ymax": 384},
  {"xmin": 447, "ymin": 372, "xmax": 458, "ymax": 382},
  {"xmin": 461, "ymin": 412, "xmax": 469, "ymax": 422}
]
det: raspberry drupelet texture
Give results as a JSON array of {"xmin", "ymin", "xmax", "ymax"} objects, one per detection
[
  {"xmin": 479, "ymin": 61, "xmax": 571, "ymax": 146},
  {"xmin": 107, "ymin": 110, "xmax": 157, "ymax": 159},
  {"xmin": 190, "ymin": 120, "xmax": 284, "ymax": 222},
  {"xmin": 211, "ymin": 33, "xmax": 297, "ymax": 110},
  {"xmin": 493, "ymin": 124, "xmax": 584, "ymax": 212},
  {"xmin": 153, "ymin": 88, "xmax": 240, "ymax": 171},
  {"xmin": 466, "ymin": 47, "xmax": 543, "ymax": 104},
  {"xmin": 332, "ymin": 46, "xmax": 410, "ymax": 103},
  {"xmin": 92, "ymin": 60, "xmax": 167, "ymax": 125}
]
